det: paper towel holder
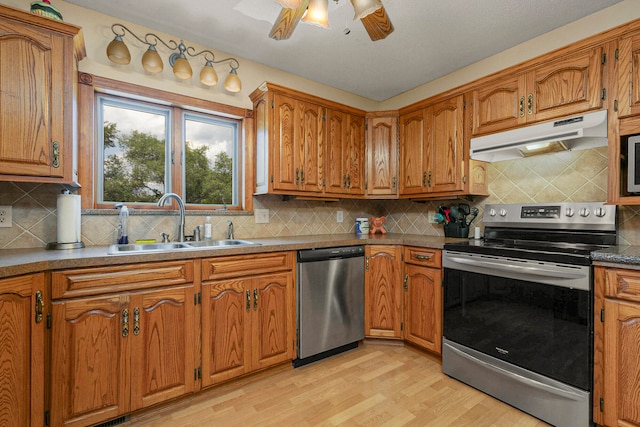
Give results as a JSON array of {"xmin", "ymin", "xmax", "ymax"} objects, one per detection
[{"xmin": 46, "ymin": 190, "xmax": 86, "ymax": 250}]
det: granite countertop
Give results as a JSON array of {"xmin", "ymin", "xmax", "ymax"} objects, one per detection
[
  {"xmin": 0, "ymin": 233, "xmax": 464, "ymax": 279},
  {"xmin": 592, "ymin": 245, "xmax": 640, "ymax": 268}
]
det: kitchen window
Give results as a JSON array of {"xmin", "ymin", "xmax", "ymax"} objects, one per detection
[{"xmin": 79, "ymin": 74, "xmax": 251, "ymax": 211}]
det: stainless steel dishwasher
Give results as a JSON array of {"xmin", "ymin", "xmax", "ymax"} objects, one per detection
[{"xmin": 295, "ymin": 245, "xmax": 365, "ymax": 367}]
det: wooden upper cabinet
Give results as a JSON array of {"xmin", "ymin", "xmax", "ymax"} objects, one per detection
[
  {"xmin": 617, "ymin": 32, "xmax": 640, "ymax": 118},
  {"xmin": 472, "ymin": 46, "xmax": 604, "ymax": 136},
  {"xmin": 399, "ymin": 109, "xmax": 427, "ymax": 195},
  {"xmin": 366, "ymin": 113, "xmax": 398, "ymax": 198},
  {"xmin": 299, "ymin": 100, "xmax": 324, "ymax": 193},
  {"xmin": 0, "ymin": 5, "xmax": 85, "ymax": 183},
  {"xmin": 400, "ymin": 95, "xmax": 465, "ymax": 196},
  {"xmin": 345, "ymin": 114, "xmax": 366, "ymax": 195},
  {"xmin": 0, "ymin": 273, "xmax": 46, "ymax": 427},
  {"xmin": 325, "ymin": 108, "xmax": 348, "ymax": 194}
]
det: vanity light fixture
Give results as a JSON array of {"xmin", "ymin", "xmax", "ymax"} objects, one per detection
[{"xmin": 106, "ymin": 23, "xmax": 242, "ymax": 93}]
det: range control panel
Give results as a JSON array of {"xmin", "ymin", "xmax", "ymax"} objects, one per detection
[{"xmin": 483, "ymin": 202, "xmax": 616, "ymax": 231}]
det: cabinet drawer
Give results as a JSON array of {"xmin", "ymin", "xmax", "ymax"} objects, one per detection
[
  {"xmin": 403, "ymin": 247, "xmax": 441, "ymax": 268},
  {"xmin": 604, "ymin": 268, "xmax": 640, "ymax": 303},
  {"xmin": 202, "ymin": 252, "xmax": 294, "ymax": 281},
  {"xmin": 52, "ymin": 260, "xmax": 194, "ymax": 299}
]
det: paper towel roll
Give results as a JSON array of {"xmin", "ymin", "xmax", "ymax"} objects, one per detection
[{"xmin": 57, "ymin": 194, "xmax": 81, "ymax": 243}]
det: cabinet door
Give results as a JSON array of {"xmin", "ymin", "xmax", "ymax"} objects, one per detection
[
  {"xmin": 0, "ymin": 19, "xmax": 65, "ymax": 178},
  {"xmin": 399, "ymin": 109, "xmax": 426, "ymax": 195},
  {"xmin": 365, "ymin": 246, "xmax": 403, "ymax": 338},
  {"xmin": 300, "ymin": 101, "xmax": 324, "ymax": 193},
  {"xmin": 471, "ymin": 74, "xmax": 525, "ymax": 136},
  {"xmin": 617, "ymin": 33, "xmax": 640, "ymax": 118},
  {"xmin": 201, "ymin": 278, "xmax": 251, "ymax": 386},
  {"xmin": 403, "ymin": 264, "xmax": 442, "ymax": 354},
  {"xmin": 427, "ymin": 96, "xmax": 464, "ymax": 194},
  {"xmin": 130, "ymin": 285, "xmax": 196, "ymax": 411},
  {"xmin": 272, "ymin": 93, "xmax": 298, "ymax": 192},
  {"xmin": 51, "ymin": 295, "xmax": 129, "ymax": 427},
  {"xmin": 325, "ymin": 108, "xmax": 347, "ymax": 194},
  {"xmin": 0, "ymin": 274, "xmax": 45, "ymax": 427},
  {"xmin": 529, "ymin": 46, "xmax": 603, "ymax": 122},
  {"xmin": 345, "ymin": 114, "xmax": 365, "ymax": 195},
  {"xmin": 366, "ymin": 115, "xmax": 398, "ymax": 197},
  {"xmin": 251, "ymin": 272, "xmax": 295, "ymax": 370},
  {"xmin": 603, "ymin": 298, "xmax": 640, "ymax": 427}
]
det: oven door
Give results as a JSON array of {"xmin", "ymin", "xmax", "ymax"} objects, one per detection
[{"xmin": 443, "ymin": 250, "xmax": 592, "ymax": 391}]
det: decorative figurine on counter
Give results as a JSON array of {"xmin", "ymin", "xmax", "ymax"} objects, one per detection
[
  {"xmin": 30, "ymin": 0, "xmax": 63, "ymax": 21},
  {"xmin": 368, "ymin": 216, "xmax": 387, "ymax": 234}
]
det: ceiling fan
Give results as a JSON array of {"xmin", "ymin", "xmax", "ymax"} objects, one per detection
[{"xmin": 269, "ymin": 0, "xmax": 394, "ymax": 41}]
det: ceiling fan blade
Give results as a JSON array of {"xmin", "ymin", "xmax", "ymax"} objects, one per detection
[
  {"xmin": 360, "ymin": 5, "xmax": 394, "ymax": 41},
  {"xmin": 269, "ymin": 0, "xmax": 310, "ymax": 41}
]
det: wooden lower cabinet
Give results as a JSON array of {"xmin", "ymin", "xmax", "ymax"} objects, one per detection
[
  {"xmin": 594, "ymin": 266, "xmax": 640, "ymax": 427},
  {"xmin": 364, "ymin": 245, "xmax": 403, "ymax": 338},
  {"xmin": 201, "ymin": 253, "xmax": 295, "ymax": 387},
  {"xmin": 50, "ymin": 263, "xmax": 197, "ymax": 427},
  {"xmin": 0, "ymin": 273, "xmax": 46, "ymax": 427},
  {"xmin": 403, "ymin": 247, "xmax": 442, "ymax": 354}
]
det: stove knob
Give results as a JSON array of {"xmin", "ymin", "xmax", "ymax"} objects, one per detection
[
  {"xmin": 594, "ymin": 207, "xmax": 606, "ymax": 217},
  {"xmin": 499, "ymin": 209, "xmax": 507, "ymax": 217},
  {"xmin": 579, "ymin": 208, "xmax": 591, "ymax": 217},
  {"xmin": 489, "ymin": 208, "xmax": 497, "ymax": 217},
  {"xmin": 565, "ymin": 208, "xmax": 575, "ymax": 217}
]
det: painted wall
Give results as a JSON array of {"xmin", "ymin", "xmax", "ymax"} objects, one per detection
[{"xmin": 2, "ymin": 0, "xmax": 640, "ymax": 249}]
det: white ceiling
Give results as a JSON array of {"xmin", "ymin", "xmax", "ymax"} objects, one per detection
[{"xmin": 66, "ymin": 0, "xmax": 622, "ymax": 101}]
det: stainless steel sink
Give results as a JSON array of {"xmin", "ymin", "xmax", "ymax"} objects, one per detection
[
  {"xmin": 108, "ymin": 239, "xmax": 260, "ymax": 254},
  {"xmin": 185, "ymin": 239, "xmax": 261, "ymax": 248}
]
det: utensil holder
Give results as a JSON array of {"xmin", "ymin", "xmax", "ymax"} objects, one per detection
[{"xmin": 444, "ymin": 222, "xmax": 469, "ymax": 238}]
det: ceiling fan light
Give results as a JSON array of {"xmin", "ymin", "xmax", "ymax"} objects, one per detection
[
  {"xmin": 141, "ymin": 45, "xmax": 163, "ymax": 73},
  {"xmin": 274, "ymin": 0, "xmax": 302, "ymax": 8},
  {"xmin": 106, "ymin": 35, "xmax": 131, "ymax": 65},
  {"xmin": 224, "ymin": 68, "xmax": 242, "ymax": 93},
  {"xmin": 172, "ymin": 55, "xmax": 193, "ymax": 80},
  {"xmin": 302, "ymin": 0, "xmax": 330, "ymax": 28},
  {"xmin": 351, "ymin": 0, "xmax": 382, "ymax": 20},
  {"xmin": 200, "ymin": 61, "xmax": 219, "ymax": 86}
]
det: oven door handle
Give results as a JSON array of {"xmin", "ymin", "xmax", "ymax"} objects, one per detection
[{"xmin": 446, "ymin": 256, "xmax": 585, "ymax": 280}]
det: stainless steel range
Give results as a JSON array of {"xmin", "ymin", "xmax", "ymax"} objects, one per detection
[{"xmin": 442, "ymin": 202, "xmax": 616, "ymax": 427}]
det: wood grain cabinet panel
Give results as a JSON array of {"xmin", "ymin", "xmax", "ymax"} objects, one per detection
[
  {"xmin": 0, "ymin": 273, "xmax": 46, "ymax": 427},
  {"xmin": 0, "ymin": 5, "xmax": 84, "ymax": 183},
  {"xmin": 471, "ymin": 46, "xmax": 603, "ymax": 136},
  {"xmin": 617, "ymin": 32, "xmax": 640, "ymax": 118},
  {"xmin": 201, "ymin": 253, "xmax": 295, "ymax": 387},
  {"xmin": 50, "ymin": 264, "xmax": 197, "ymax": 427},
  {"xmin": 364, "ymin": 245, "xmax": 403, "ymax": 338},
  {"xmin": 366, "ymin": 113, "xmax": 398, "ymax": 197},
  {"xmin": 403, "ymin": 263, "xmax": 442, "ymax": 355}
]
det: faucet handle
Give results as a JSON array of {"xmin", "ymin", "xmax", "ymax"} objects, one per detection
[{"xmin": 160, "ymin": 232, "xmax": 170, "ymax": 243}]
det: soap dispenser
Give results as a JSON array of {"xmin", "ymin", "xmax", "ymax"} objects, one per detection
[{"xmin": 115, "ymin": 203, "xmax": 129, "ymax": 244}]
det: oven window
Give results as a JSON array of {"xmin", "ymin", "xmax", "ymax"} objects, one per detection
[{"xmin": 443, "ymin": 268, "xmax": 592, "ymax": 391}]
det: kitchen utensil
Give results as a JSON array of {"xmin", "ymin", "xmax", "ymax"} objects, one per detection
[
  {"xmin": 458, "ymin": 203, "xmax": 470, "ymax": 224},
  {"xmin": 434, "ymin": 213, "xmax": 446, "ymax": 224},
  {"xmin": 444, "ymin": 208, "xmax": 451, "ymax": 223},
  {"xmin": 466, "ymin": 207, "xmax": 479, "ymax": 227},
  {"xmin": 449, "ymin": 206, "xmax": 459, "ymax": 223}
]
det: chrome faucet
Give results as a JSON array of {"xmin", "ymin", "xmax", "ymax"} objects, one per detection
[
  {"xmin": 227, "ymin": 220, "xmax": 234, "ymax": 239},
  {"xmin": 157, "ymin": 193, "xmax": 185, "ymax": 242}
]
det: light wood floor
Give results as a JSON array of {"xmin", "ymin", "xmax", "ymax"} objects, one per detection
[{"xmin": 131, "ymin": 342, "xmax": 550, "ymax": 427}]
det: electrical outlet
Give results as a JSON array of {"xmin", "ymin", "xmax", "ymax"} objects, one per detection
[
  {"xmin": 336, "ymin": 210, "xmax": 344, "ymax": 223},
  {"xmin": 428, "ymin": 211, "xmax": 437, "ymax": 223},
  {"xmin": 255, "ymin": 209, "xmax": 270, "ymax": 224},
  {"xmin": 0, "ymin": 206, "xmax": 12, "ymax": 228}
]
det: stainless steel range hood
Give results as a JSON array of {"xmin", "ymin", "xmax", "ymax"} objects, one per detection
[{"xmin": 470, "ymin": 110, "xmax": 608, "ymax": 162}]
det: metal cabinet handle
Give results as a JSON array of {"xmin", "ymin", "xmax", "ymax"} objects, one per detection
[
  {"xmin": 422, "ymin": 172, "xmax": 427, "ymax": 187},
  {"xmin": 347, "ymin": 174, "xmax": 351, "ymax": 189},
  {"xmin": 300, "ymin": 168, "xmax": 305, "ymax": 185},
  {"xmin": 246, "ymin": 290, "xmax": 251, "ymax": 312},
  {"xmin": 343, "ymin": 174, "xmax": 347, "ymax": 188},
  {"xmin": 412, "ymin": 253, "xmax": 432, "ymax": 260},
  {"xmin": 519, "ymin": 96, "xmax": 525, "ymax": 117},
  {"xmin": 404, "ymin": 274, "xmax": 409, "ymax": 291},
  {"xmin": 365, "ymin": 255, "xmax": 370, "ymax": 271},
  {"xmin": 253, "ymin": 288, "xmax": 258, "ymax": 311},
  {"xmin": 133, "ymin": 307, "xmax": 140, "ymax": 336},
  {"xmin": 52, "ymin": 141, "xmax": 60, "ymax": 168},
  {"xmin": 527, "ymin": 93, "xmax": 533, "ymax": 115},
  {"xmin": 392, "ymin": 176, "xmax": 396, "ymax": 189},
  {"xmin": 295, "ymin": 168, "xmax": 300, "ymax": 185},
  {"xmin": 35, "ymin": 290, "xmax": 44, "ymax": 324},
  {"xmin": 427, "ymin": 171, "xmax": 432, "ymax": 187},
  {"xmin": 122, "ymin": 308, "xmax": 129, "ymax": 337}
]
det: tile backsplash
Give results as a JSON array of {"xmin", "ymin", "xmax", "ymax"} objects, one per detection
[{"xmin": 2, "ymin": 146, "xmax": 640, "ymax": 249}]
